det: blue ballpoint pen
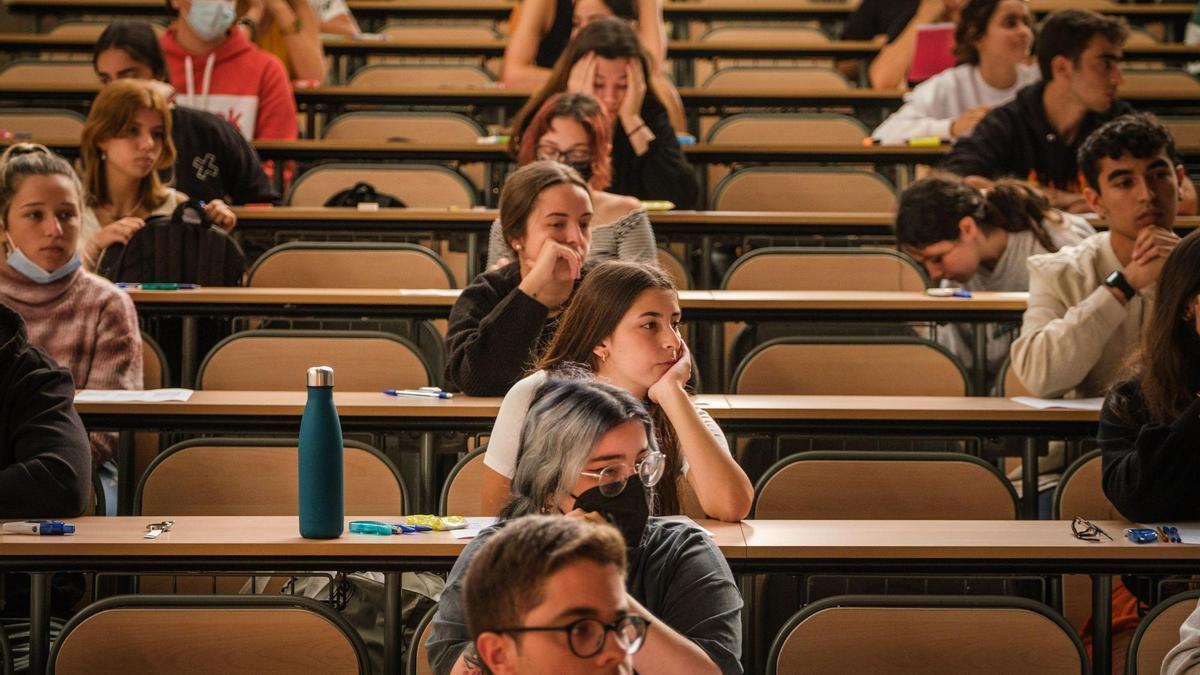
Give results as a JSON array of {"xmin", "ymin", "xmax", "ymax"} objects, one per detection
[{"xmin": 384, "ymin": 389, "xmax": 452, "ymax": 399}]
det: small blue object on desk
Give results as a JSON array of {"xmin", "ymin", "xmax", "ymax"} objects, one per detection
[
  {"xmin": 2, "ymin": 520, "xmax": 75, "ymax": 535},
  {"xmin": 383, "ymin": 387, "xmax": 453, "ymax": 399},
  {"xmin": 1126, "ymin": 528, "xmax": 1159, "ymax": 544}
]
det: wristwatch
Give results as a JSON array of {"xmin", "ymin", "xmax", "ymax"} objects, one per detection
[
  {"xmin": 1104, "ymin": 270, "xmax": 1136, "ymax": 302},
  {"xmin": 236, "ymin": 17, "xmax": 258, "ymax": 40}
]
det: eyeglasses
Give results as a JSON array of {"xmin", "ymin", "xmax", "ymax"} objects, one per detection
[
  {"xmin": 535, "ymin": 144, "xmax": 593, "ymax": 164},
  {"xmin": 580, "ymin": 451, "xmax": 666, "ymax": 497},
  {"xmin": 1071, "ymin": 516, "xmax": 1113, "ymax": 542},
  {"xmin": 496, "ymin": 615, "xmax": 648, "ymax": 658}
]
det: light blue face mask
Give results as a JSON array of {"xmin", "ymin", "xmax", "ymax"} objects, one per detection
[
  {"xmin": 187, "ymin": 0, "xmax": 236, "ymax": 41},
  {"xmin": 5, "ymin": 236, "xmax": 81, "ymax": 284}
]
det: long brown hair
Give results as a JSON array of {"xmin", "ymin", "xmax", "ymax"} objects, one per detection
[
  {"xmin": 511, "ymin": 17, "xmax": 660, "ymax": 146},
  {"xmin": 80, "ymin": 78, "xmax": 176, "ymax": 214},
  {"xmin": 498, "ymin": 160, "xmax": 591, "ymax": 251},
  {"xmin": 1113, "ymin": 230, "xmax": 1200, "ymax": 424},
  {"xmin": 536, "ymin": 260, "xmax": 683, "ymax": 514},
  {"xmin": 513, "ymin": 92, "xmax": 614, "ymax": 191}
]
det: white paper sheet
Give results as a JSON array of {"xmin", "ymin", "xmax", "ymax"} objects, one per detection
[
  {"xmin": 75, "ymin": 389, "xmax": 194, "ymax": 403},
  {"xmin": 450, "ymin": 517, "xmax": 499, "ymax": 539},
  {"xmin": 1011, "ymin": 397, "xmax": 1104, "ymax": 411}
]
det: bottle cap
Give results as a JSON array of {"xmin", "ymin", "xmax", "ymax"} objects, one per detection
[{"xmin": 306, "ymin": 366, "xmax": 335, "ymax": 387}]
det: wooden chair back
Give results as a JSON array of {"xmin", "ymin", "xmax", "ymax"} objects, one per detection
[
  {"xmin": 723, "ymin": 247, "xmax": 927, "ymax": 292},
  {"xmin": 1120, "ymin": 69, "xmax": 1200, "ymax": 94},
  {"xmin": 768, "ymin": 596, "xmax": 1088, "ymax": 674},
  {"xmin": 753, "ymin": 451, "xmax": 1018, "ymax": 519},
  {"xmin": 711, "ymin": 167, "xmax": 897, "ymax": 212},
  {"xmin": 998, "ymin": 356, "xmax": 1032, "ymax": 397},
  {"xmin": 1129, "ymin": 591, "xmax": 1200, "ymax": 675},
  {"xmin": 706, "ymin": 113, "xmax": 868, "ymax": 145},
  {"xmin": 50, "ymin": 595, "xmax": 367, "ymax": 674},
  {"xmin": 133, "ymin": 333, "xmax": 170, "ymax": 489},
  {"xmin": 732, "ymin": 338, "xmax": 969, "ymax": 396},
  {"xmin": 656, "ymin": 248, "xmax": 691, "ymax": 290},
  {"xmin": 1162, "ymin": 116, "xmax": 1200, "ymax": 147},
  {"xmin": 700, "ymin": 65, "xmax": 851, "ymax": 91},
  {"xmin": 439, "ymin": 447, "xmax": 488, "ymax": 516},
  {"xmin": 406, "ymin": 604, "xmax": 439, "ymax": 675},
  {"xmin": 286, "ymin": 163, "xmax": 478, "ymax": 208},
  {"xmin": 248, "ymin": 242, "xmax": 455, "ymax": 289},
  {"xmin": 347, "ymin": 64, "xmax": 494, "ymax": 88},
  {"xmin": 0, "ymin": 109, "xmax": 85, "ymax": 137},
  {"xmin": 0, "ymin": 60, "xmax": 95, "ymax": 85},
  {"xmin": 197, "ymin": 330, "xmax": 431, "ymax": 391}
]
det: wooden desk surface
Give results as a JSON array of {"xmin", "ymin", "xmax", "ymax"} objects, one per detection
[
  {"xmin": 737, "ymin": 520, "xmax": 1200, "ymax": 561},
  {"xmin": 687, "ymin": 290, "xmax": 1026, "ymax": 312},
  {"xmin": 718, "ymin": 395, "xmax": 1095, "ymax": 422},
  {"xmin": 74, "ymin": 390, "xmax": 505, "ymax": 418}
]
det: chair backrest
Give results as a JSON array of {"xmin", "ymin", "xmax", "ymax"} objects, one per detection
[
  {"xmin": 48, "ymin": 21, "xmax": 165, "ymax": 38},
  {"xmin": 753, "ymin": 451, "xmax": 1018, "ymax": 519},
  {"xmin": 347, "ymin": 64, "xmax": 494, "ymax": 88},
  {"xmin": 706, "ymin": 113, "xmax": 869, "ymax": 145},
  {"xmin": 323, "ymin": 111, "xmax": 485, "ymax": 143},
  {"xmin": 700, "ymin": 65, "xmax": 852, "ymax": 91},
  {"xmin": 1052, "ymin": 450, "xmax": 1120, "ymax": 522},
  {"xmin": 134, "ymin": 437, "xmax": 407, "ymax": 516},
  {"xmin": 997, "ymin": 355, "xmax": 1032, "ymax": 397},
  {"xmin": 1162, "ymin": 116, "xmax": 1200, "ymax": 147},
  {"xmin": 1129, "ymin": 591, "xmax": 1200, "ymax": 675},
  {"xmin": 656, "ymin": 248, "xmax": 691, "ymax": 290},
  {"xmin": 699, "ymin": 24, "xmax": 831, "ymax": 46},
  {"xmin": 381, "ymin": 24, "xmax": 499, "ymax": 41},
  {"xmin": 286, "ymin": 163, "xmax": 478, "ymax": 208},
  {"xmin": 732, "ymin": 337, "xmax": 970, "ymax": 396},
  {"xmin": 0, "ymin": 60, "xmax": 95, "ymax": 85},
  {"xmin": 439, "ymin": 447, "xmax": 487, "ymax": 516},
  {"xmin": 50, "ymin": 595, "xmax": 368, "ymax": 674},
  {"xmin": 0, "ymin": 109, "xmax": 85, "ymax": 137},
  {"xmin": 722, "ymin": 246, "xmax": 928, "ymax": 292},
  {"xmin": 248, "ymin": 242, "xmax": 455, "ymax": 289},
  {"xmin": 406, "ymin": 604, "xmax": 439, "ymax": 675},
  {"xmin": 97, "ymin": 207, "xmax": 247, "ymax": 286},
  {"xmin": 141, "ymin": 332, "xmax": 169, "ymax": 390},
  {"xmin": 768, "ymin": 595, "xmax": 1088, "ymax": 674},
  {"xmin": 197, "ymin": 330, "xmax": 432, "ymax": 391},
  {"xmin": 1120, "ymin": 69, "xmax": 1200, "ymax": 94},
  {"xmin": 711, "ymin": 167, "xmax": 897, "ymax": 212}
]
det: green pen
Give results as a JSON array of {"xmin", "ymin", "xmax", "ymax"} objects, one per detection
[{"xmin": 139, "ymin": 283, "xmax": 201, "ymax": 290}]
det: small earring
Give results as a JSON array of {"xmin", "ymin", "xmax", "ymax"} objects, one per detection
[
  {"xmin": 513, "ymin": 244, "xmax": 521, "ymax": 250},
  {"xmin": 100, "ymin": 152, "xmax": 106, "ymax": 161}
]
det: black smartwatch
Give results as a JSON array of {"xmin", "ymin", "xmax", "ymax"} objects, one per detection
[{"xmin": 1104, "ymin": 270, "xmax": 1136, "ymax": 302}]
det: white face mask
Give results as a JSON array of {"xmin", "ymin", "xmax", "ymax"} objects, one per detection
[
  {"xmin": 4, "ymin": 234, "xmax": 81, "ymax": 284},
  {"xmin": 186, "ymin": 0, "xmax": 236, "ymax": 41}
]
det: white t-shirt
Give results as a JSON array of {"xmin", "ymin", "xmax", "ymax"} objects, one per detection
[
  {"xmin": 872, "ymin": 62, "xmax": 1041, "ymax": 144},
  {"xmin": 309, "ymin": 0, "xmax": 350, "ymax": 22},
  {"xmin": 484, "ymin": 370, "xmax": 730, "ymax": 479}
]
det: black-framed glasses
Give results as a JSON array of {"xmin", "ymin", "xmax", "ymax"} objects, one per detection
[
  {"xmin": 496, "ymin": 615, "xmax": 649, "ymax": 658},
  {"xmin": 534, "ymin": 144, "xmax": 593, "ymax": 164},
  {"xmin": 580, "ymin": 450, "xmax": 666, "ymax": 497},
  {"xmin": 1072, "ymin": 516, "xmax": 1113, "ymax": 542}
]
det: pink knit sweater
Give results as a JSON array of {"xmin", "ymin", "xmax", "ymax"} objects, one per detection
[{"xmin": 0, "ymin": 261, "xmax": 142, "ymax": 463}]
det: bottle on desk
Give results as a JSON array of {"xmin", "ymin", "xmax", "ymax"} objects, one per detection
[{"xmin": 299, "ymin": 365, "xmax": 344, "ymax": 539}]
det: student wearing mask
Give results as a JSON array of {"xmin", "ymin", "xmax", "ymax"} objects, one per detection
[
  {"xmin": 511, "ymin": 18, "xmax": 699, "ymax": 209},
  {"xmin": 872, "ymin": 0, "xmax": 1039, "ymax": 144},
  {"xmin": 464, "ymin": 516, "xmax": 644, "ymax": 674},
  {"xmin": 944, "ymin": 9, "xmax": 1197, "ymax": 214},
  {"xmin": 1010, "ymin": 113, "xmax": 1185, "ymax": 399},
  {"xmin": 482, "ymin": 261, "xmax": 753, "ymax": 522},
  {"xmin": 895, "ymin": 175, "xmax": 1093, "ymax": 389},
  {"xmin": 488, "ymin": 92, "xmax": 655, "ymax": 270},
  {"xmin": 428, "ymin": 377, "xmax": 743, "ymax": 674},
  {"xmin": 93, "ymin": 20, "xmax": 277, "ymax": 206},
  {"xmin": 78, "ymin": 79, "xmax": 238, "ymax": 270},
  {"xmin": 0, "ymin": 144, "xmax": 142, "ymax": 508},
  {"xmin": 445, "ymin": 161, "xmax": 591, "ymax": 396},
  {"xmin": 160, "ymin": 0, "xmax": 299, "ymax": 143}
]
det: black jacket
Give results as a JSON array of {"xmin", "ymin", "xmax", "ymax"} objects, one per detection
[
  {"xmin": 0, "ymin": 304, "xmax": 90, "ymax": 518},
  {"xmin": 444, "ymin": 263, "xmax": 557, "ymax": 396},
  {"xmin": 1099, "ymin": 377, "xmax": 1200, "ymax": 523},
  {"xmin": 166, "ymin": 104, "xmax": 278, "ymax": 205},
  {"xmin": 942, "ymin": 82, "xmax": 1134, "ymax": 193},
  {"xmin": 610, "ymin": 96, "xmax": 700, "ymax": 210}
]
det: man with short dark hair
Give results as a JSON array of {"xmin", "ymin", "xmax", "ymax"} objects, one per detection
[
  {"xmin": 465, "ymin": 516, "xmax": 640, "ymax": 674},
  {"xmin": 943, "ymin": 10, "xmax": 1197, "ymax": 214},
  {"xmin": 1011, "ymin": 113, "xmax": 1185, "ymax": 399}
]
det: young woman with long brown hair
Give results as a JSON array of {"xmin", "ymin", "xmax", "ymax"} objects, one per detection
[{"xmin": 479, "ymin": 260, "xmax": 753, "ymax": 522}]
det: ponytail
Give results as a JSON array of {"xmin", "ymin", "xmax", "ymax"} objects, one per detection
[
  {"xmin": 979, "ymin": 179, "xmax": 1063, "ymax": 253},
  {"xmin": 896, "ymin": 174, "xmax": 1062, "ymax": 251}
]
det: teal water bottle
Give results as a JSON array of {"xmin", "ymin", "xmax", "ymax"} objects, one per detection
[{"xmin": 299, "ymin": 365, "xmax": 344, "ymax": 539}]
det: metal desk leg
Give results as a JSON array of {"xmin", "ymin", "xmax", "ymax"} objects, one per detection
[
  {"xmin": 1092, "ymin": 574, "xmax": 1113, "ymax": 675},
  {"xmin": 738, "ymin": 574, "xmax": 754, "ymax": 675},
  {"xmin": 29, "ymin": 572, "xmax": 49, "ymax": 675},
  {"xmin": 705, "ymin": 321, "xmax": 725, "ymax": 394},
  {"xmin": 972, "ymin": 321, "xmax": 988, "ymax": 395},
  {"xmin": 180, "ymin": 316, "xmax": 198, "ymax": 389},
  {"xmin": 700, "ymin": 235, "xmax": 714, "ymax": 290},
  {"xmin": 421, "ymin": 432, "xmax": 435, "ymax": 514},
  {"xmin": 1021, "ymin": 438, "xmax": 1041, "ymax": 519},
  {"xmin": 116, "ymin": 430, "xmax": 135, "ymax": 516},
  {"xmin": 385, "ymin": 572, "xmax": 402, "ymax": 675},
  {"xmin": 466, "ymin": 232, "xmax": 480, "ymax": 282}
]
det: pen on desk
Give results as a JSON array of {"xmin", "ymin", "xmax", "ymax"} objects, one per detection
[
  {"xmin": 384, "ymin": 388, "xmax": 453, "ymax": 399},
  {"xmin": 117, "ymin": 283, "xmax": 201, "ymax": 290},
  {"xmin": 3, "ymin": 520, "xmax": 75, "ymax": 535}
]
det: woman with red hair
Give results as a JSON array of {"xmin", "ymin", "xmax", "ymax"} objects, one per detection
[{"xmin": 487, "ymin": 91, "xmax": 656, "ymax": 270}]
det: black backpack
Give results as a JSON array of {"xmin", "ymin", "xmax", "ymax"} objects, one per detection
[
  {"xmin": 323, "ymin": 181, "xmax": 407, "ymax": 208},
  {"xmin": 96, "ymin": 200, "xmax": 247, "ymax": 286}
]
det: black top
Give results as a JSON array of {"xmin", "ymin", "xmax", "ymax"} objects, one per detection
[
  {"xmin": 427, "ymin": 518, "xmax": 744, "ymax": 675},
  {"xmin": 534, "ymin": 0, "xmax": 574, "ymax": 68},
  {"xmin": 443, "ymin": 262, "xmax": 558, "ymax": 396},
  {"xmin": 942, "ymin": 82, "xmax": 1135, "ymax": 193},
  {"xmin": 1100, "ymin": 377, "xmax": 1200, "ymax": 522},
  {"xmin": 842, "ymin": 0, "xmax": 920, "ymax": 42},
  {"xmin": 0, "ymin": 304, "xmax": 90, "ymax": 518},
  {"xmin": 167, "ymin": 104, "xmax": 278, "ymax": 205},
  {"xmin": 610, "ymin": 95, "xmax": 700, "ymax": 209}
]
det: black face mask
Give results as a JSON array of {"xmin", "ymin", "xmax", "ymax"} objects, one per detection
[
  {"xmin": 572, "ymin": 478, "xmax": 649, "ymax": 548},
  {"xmin": 566, "ymin": 159, "xmax": 594, "ymax": 184}
]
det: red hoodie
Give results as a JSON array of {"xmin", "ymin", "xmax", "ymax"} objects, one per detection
[{"xmin": 160, "ymin": 27, "xmax": 298, "ymax": 142}]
